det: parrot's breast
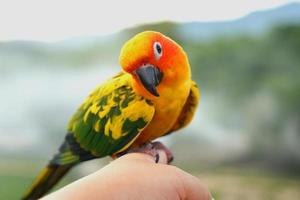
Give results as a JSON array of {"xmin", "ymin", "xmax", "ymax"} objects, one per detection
[{"xmin": 133, "ymin": 80, "xmax": 191, "ymax": 145}]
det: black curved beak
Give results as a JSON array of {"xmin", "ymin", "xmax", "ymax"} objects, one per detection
[{"xmin": 135, "ymin": 64, "xmax": 163, "ymax": 97}]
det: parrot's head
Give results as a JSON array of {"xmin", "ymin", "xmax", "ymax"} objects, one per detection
[{"xmin": 119, "ymin": 31, "xmax": 191, "ymax": 98}]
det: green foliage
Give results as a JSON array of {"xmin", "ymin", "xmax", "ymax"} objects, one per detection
[
  {"xmin": 184, "ymin": 24, "xmax": 300, "ymax": 169},
  {"xmin": 186, "ymin": 25, "xmax": 300, "ymax": 104}
]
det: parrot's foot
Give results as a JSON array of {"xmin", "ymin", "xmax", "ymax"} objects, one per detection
[
  {"xmin": 115, "ymin": 141, "xmax": 174, "ymax": 164},
  {"xmin": 151, "ymin": 141, "xmax": 174, "ymax": 163}
]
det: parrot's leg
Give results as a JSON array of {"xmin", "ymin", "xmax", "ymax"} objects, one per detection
[
  {"xmin": 127, "ymin": 142, "xmax": 160, "ymax": 162},
  {"xmin": 115, "ymin": 141, "xmax": 174, "ymax": 164}
]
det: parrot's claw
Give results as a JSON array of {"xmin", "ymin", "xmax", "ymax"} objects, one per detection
[
  {"xmin": 115, "ymin": 141, "xmax": 174, "ymax": 164},
  {"xmin": 151, "ymin": 141, "xmax": 174, "ymax": 163}
]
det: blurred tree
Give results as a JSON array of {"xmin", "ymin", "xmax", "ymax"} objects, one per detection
[{"xmin": 184, "ymin": 24, "xmax": 300, "ymax": 173}]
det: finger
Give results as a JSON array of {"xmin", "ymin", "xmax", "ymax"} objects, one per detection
[
  {"xmin": 116, "ymin": 152, "xmax": 156, "ymax": 163},
  {"xmin": 181, "ymin": 173, "xmax": 212, "ymax": 200},
  {"xmin": 113, "ymin": 149, "xmax": 168, "ymax": 165}
]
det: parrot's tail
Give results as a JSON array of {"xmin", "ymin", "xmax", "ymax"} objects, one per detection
[{"xmin": 21, "ymin": 163, "xmax": 74, "ymax": 200}]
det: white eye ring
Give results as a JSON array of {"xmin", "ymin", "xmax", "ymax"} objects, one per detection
[{"xmin": 153, "ymin": 42, "xmax": 163, "ymax": 60}]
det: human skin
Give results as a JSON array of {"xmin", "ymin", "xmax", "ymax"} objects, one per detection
[{"xmin": 43, "ymin": 151, "xmax": 211, "ymax": 200}]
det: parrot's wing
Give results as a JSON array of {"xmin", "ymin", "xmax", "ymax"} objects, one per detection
[
  {"xmin": 67, "ymin": 73, "xmax": 155, "ymax": 158},
  {"xmin": 167, "ymin": 81, "xmax": 199, "ymax": 134},
  {"xmin": 21, "ymin": 73, "xmax": 155, "ymax": 200}
]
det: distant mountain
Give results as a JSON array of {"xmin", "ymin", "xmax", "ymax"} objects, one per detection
[{"xmin": 178, "ymin": 2, "xmax": 300, "ymax": 40}]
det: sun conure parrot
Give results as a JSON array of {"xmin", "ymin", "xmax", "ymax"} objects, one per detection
[{"xmin": 22, "ymin": 31, "xmax": 199, "ymax": 200}]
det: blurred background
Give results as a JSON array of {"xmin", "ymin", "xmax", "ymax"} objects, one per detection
[{"xmin": 1, "ymin": 0, "xmax": 300, "ymax": 199}]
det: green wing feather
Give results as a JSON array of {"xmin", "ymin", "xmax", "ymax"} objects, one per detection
[
  {"xmin": 21, "ymin": 73, "xmax": 155, "ymax": 200},
  {"xmin": 68, "ymin": 73, "xmax": 155, "ymax": 157}
]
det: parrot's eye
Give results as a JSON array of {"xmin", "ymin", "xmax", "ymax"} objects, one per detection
[{"xmin": 153, "ymin": 42, "xmax": 163, "ymax": 60}]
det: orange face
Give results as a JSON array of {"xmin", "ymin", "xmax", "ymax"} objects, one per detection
[{"xmin": 119, "ymin": 31, "xmax": 191, "ymax": 97}]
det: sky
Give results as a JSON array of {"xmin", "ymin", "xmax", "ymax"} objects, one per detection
[{"xmin": 0, "ymin": 0, "xmax": 298, "ymax": 42}]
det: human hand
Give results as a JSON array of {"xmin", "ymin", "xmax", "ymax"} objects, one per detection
[{"xmin": 42, "ymin": 151, "xmax": 211, "ymax": 200}]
